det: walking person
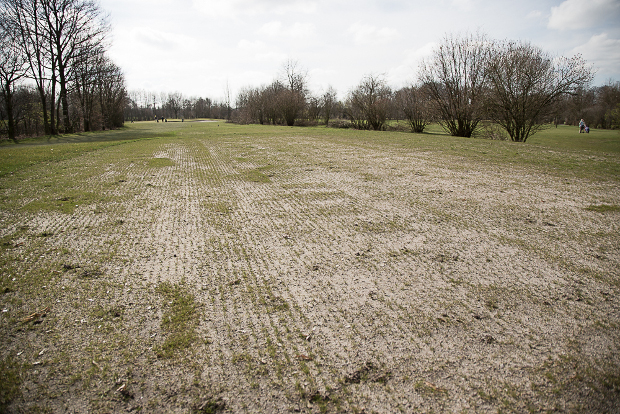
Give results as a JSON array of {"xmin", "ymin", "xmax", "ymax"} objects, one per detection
[{"xmin": 579, "ymin": 119, "xmax": 585, "ymax": 133}]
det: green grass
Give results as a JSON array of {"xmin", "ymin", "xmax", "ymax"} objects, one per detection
[
  {"xmin": 242, "ymin": 165, "xmax": 275, "ymax": 183},
  {"xmin": 0, "ymin": 141, "xmax": 125, "ymax": 178},
  {"xmin": 147, "ymin": 157, "xmax": 175, "ymax": 168},
  {"xmin": 0, "ymin": 124, "xmax": 179, "ymax": 178},
  {"xmin": 22, "ymin": 190, "xmax": 109, "ymax": 215},
  {"xmin": 155, "ymin": 282, "xmax": 201, "ymax": 359},
  {"xmin": 526, "ymin": 125, "xmax": 620, "ymax": 153},
  {"xmin": 0, "ymin": 356, "xmax": 22, "ymax": 410},
  {"xmin": 2, "ymin": 122, "xmax": 619, "ymax": 182},
  {"xmin": 585, "ymin": 204, "xmax": 620, "ymax": 212}
]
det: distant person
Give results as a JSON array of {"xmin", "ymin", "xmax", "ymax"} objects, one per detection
[
  {"xmin": 585, "ymin": 125, "xmax": 590, "ymax": 133},
  {"xmin": 579, "ymin": 119, "xmax": 585, "ymax": 133}
]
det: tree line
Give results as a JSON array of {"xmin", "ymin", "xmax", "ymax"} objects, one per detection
[
  {"xmin": 235, "ymin": 34, "xmax": 619, "ymax": 143},
  {"xmin": 4, "ymin": 18, "xmax": 620, "ymax": 143},
  {"xmin": 0, "ymin": 0, "xmax": 126, "ymax": 142},
  {"xmin": 124, "ymin": 90, "xmax": 232, "ymax": 122}
]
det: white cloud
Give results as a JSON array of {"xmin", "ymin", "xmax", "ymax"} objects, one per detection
[
  {"xmin": 258, "ymin": 21, "xmax": 283, "ymax": 37},
  {"xmin": 526, "ymin": 10, "xmax": 543, "ymax": 19},
  {"xmin": 451, "ymin": 0, "xmax": 474, "ymax": 11},
  {"xmin": 388, "ymin": 42, "xmax": 438, "ymax": 86},
  {"xmin": 237, "ymin": 39, "xmax": 266, "ymax": 51},
  {"xmin": 101, "ymin": 0, "xmax": 620, "ymax": 99},
  {"xmin": 121, "ymin": 26, "xmax": 203, "ymax": 54},
  {"xmin": 572, "ymin": 33, "xmax": 620, "ymax": 79},
  {"xmin": 237, "ymin": 39, "xmax": 287, "ymax": 63},
  {"xmin": 287, "ymin": 22, "xmax": 316, "ymax": 37},
  {"xmin": 548, "ymin": 0, "xmax": 620, "ymax": 30},
  {"xmin": 258, "ymin": 21, "xmax": 315, "ymax": 38},
  {"xmin": 235, "ymin": 70, "xmax": 274, "ymax": 89},
  {"xmin": 192, "ymin": 0, "xmax": 318, "ymax": 17},
  {"xmin": 347, "ymin": 22, "xmax": 397, "ymax": 45}
]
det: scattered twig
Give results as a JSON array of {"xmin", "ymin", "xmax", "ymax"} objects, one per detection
[{"xmin": 21, "ymin": 306, "xmax": 50, "ymax": 323}]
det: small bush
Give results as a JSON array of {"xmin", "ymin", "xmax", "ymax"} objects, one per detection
[
  {"xmin": 385, "ymin": 123, "xmax": 409, "ymax": 132},
  {"xmin": 328, "ymin": 120, "xmax": 353, "ymax": 129},
  {"xmin": 294, "ymin": 119, "xmax": 318, "ymax": 127},
  {"xmin": 477, "ymin": 122, "xmax": 509, "ymax": 140}
]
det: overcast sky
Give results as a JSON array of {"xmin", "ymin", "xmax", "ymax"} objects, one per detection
[{"xmin": 99, "ymin": 0, "xmax": 620, "ymax": 101}]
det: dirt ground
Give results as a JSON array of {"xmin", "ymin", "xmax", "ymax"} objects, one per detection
[{"xmin": 1, "ymin": 130, "xmax": 619, "ymax": 413}]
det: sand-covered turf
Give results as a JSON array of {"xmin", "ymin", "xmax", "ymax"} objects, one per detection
[{"xmin": 1, "ymin": 122, "xmax": 619, "ymax": 413}]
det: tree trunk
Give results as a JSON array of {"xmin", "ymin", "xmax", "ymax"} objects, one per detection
[
  {"xmin": 4, "ymin": 82, "xmax": 17, "ymax": 143},
  {"xmin": 56, "ymin": 96, "xmax": 61, "ymax": 133},
  {"xmin": 49, "ymin": 70, "xmax": 57, "ymax": 135},
  {"xmin": 36, "ymin": 85, "xmax": 51, "ymax": 135},
  {"xmin": 57, "ymin": 60, "xmax": 71, "ymax": 133}
]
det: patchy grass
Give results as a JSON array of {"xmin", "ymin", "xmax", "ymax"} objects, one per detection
[
  {"xmin": 241, "ymin": 164, "xmax": 275, "ymax": 183},
  {"xmin": 0, "ymin": 141, "xmax": 124, "ymax": 178},
  {"xmin": 0, "ymin": 121, "xmax": 618, "ymax": 413},
  {"xmin": 22, "ymin": 190, "xmax": 109, "ymax": 215},
  {"xmin": 0, "ymin": 356, "xmax": 22, "ymax": 410},
  {"xmin": 147, "ymin": 157, "xmax": 175, "ymax": 168},
  {"xmin": 155, "ymin": 282, "xmax": 200, "ymax": 359},
  {"xmin": 585, "ymin": 204, "xmax": 620, "ymax": 212}
]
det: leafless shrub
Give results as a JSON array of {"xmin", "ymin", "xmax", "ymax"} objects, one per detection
[
  {"xmin": 345, "ymin": 74, "xmax": 392, "ymax": 131},
  {"xmin": 485, "ymin": 40, "xmax": 594, "ymax": 142},
  {"xmin": 477, "ymin": 121, "xmax": 509, "ymax": 140},
  {"xmin": 394, "ymin": 84, "xmax": 433, "ymax": 133},
  {"xmin": 419, "ymin": 32, "xmax": 491, "ymax": 137}
]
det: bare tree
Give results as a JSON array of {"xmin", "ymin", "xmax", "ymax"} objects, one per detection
[
  {"xmin": 13, "ymin": 84, "xmax": 43, "ymax": 135},
  {"xmin": 1, "ymin": 0, "xmax": 128, "ymax": 137},
  {"xmin": 224, "ymin": 80, "xmax": 232, "ymax": 121},
  {"xmin": 346, "ymin": 74, "xmax": 392, "ymax": 130},
  {"xmin": 306, "ymin": 94, "xmax": 321, "ymax": 122},
  {"xmin": 166, "ymin": 92, "xmax": 183, "ymax": 119},
  {"xmin": 1, "ymin": 0, "xmax": 55, "ymax": 134},
  {"xmin": 71, "ymin": 39, "xmax": 106, "ymax": 131},
  {"xmin": 395, "ymin": 84, "xmax": 432, "ymax": 133},
  {"xmin": 279, "ymin": 59, "xmax": 307, "ymax": 126},
  {"xmin": 194, "ymin": 97, "xmax": 211, "ymax": 119},
  {"xmin": 260, "ymin": 81, "xmax": 284, "ymax": 125},
  {"xmin": 281, "ymin": 59, "xmax": 307, "ymax": 93},
  {"xmin": 609, "ymin": 103, "xmax": 620, "ymax": 129},
  {"xmin": 236, "ymin": 86, "xmax": 264, "ymax": 124},
  {"xmin": 96, "ymin": 55, "xmax": 125, "ymax": 129},
  {"xmin": 0, "ymin": 19, "xmax": 28, "ymax": 141},
  {"xmin": 485, "ymin": 40, "xmax": 594, "ymax": 142},
  {"xmin": 419, "ymin": 32, "xmax": 491, "ymax": 137},
  {"xmin": 595, "ymin": 81, "xmax": 620, "ymax": 129},
  {"xmin": 182, "ymin": 97, "xmax": 194, "ymax": 119},
  {"xmin": 41, "ymin": 0, "xmax": 109, "ymax": 133},
  {"xmin": 321, "ymin": 86, "xmax": 337, "ymax": 125},
  {"xmin": 236, "ymin": 62, "xmax": 308, "ymax": 126}
]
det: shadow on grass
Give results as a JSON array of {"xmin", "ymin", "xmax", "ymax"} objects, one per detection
[
  {"xmin": 0, "ymin": 126, "xmax": 179, "ymax": 178},
  {"xmin": 35, "ymin": 128, "xmax": 177, "ymax": 145},
  {"xmin": 0, "ymin": 125, "xmax": 179, "ymax": 148}
]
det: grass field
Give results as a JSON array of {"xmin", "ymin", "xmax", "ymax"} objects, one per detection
[{"xmin": 1, "ymin": 122, "xmax": 619, "ymax": 413}]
